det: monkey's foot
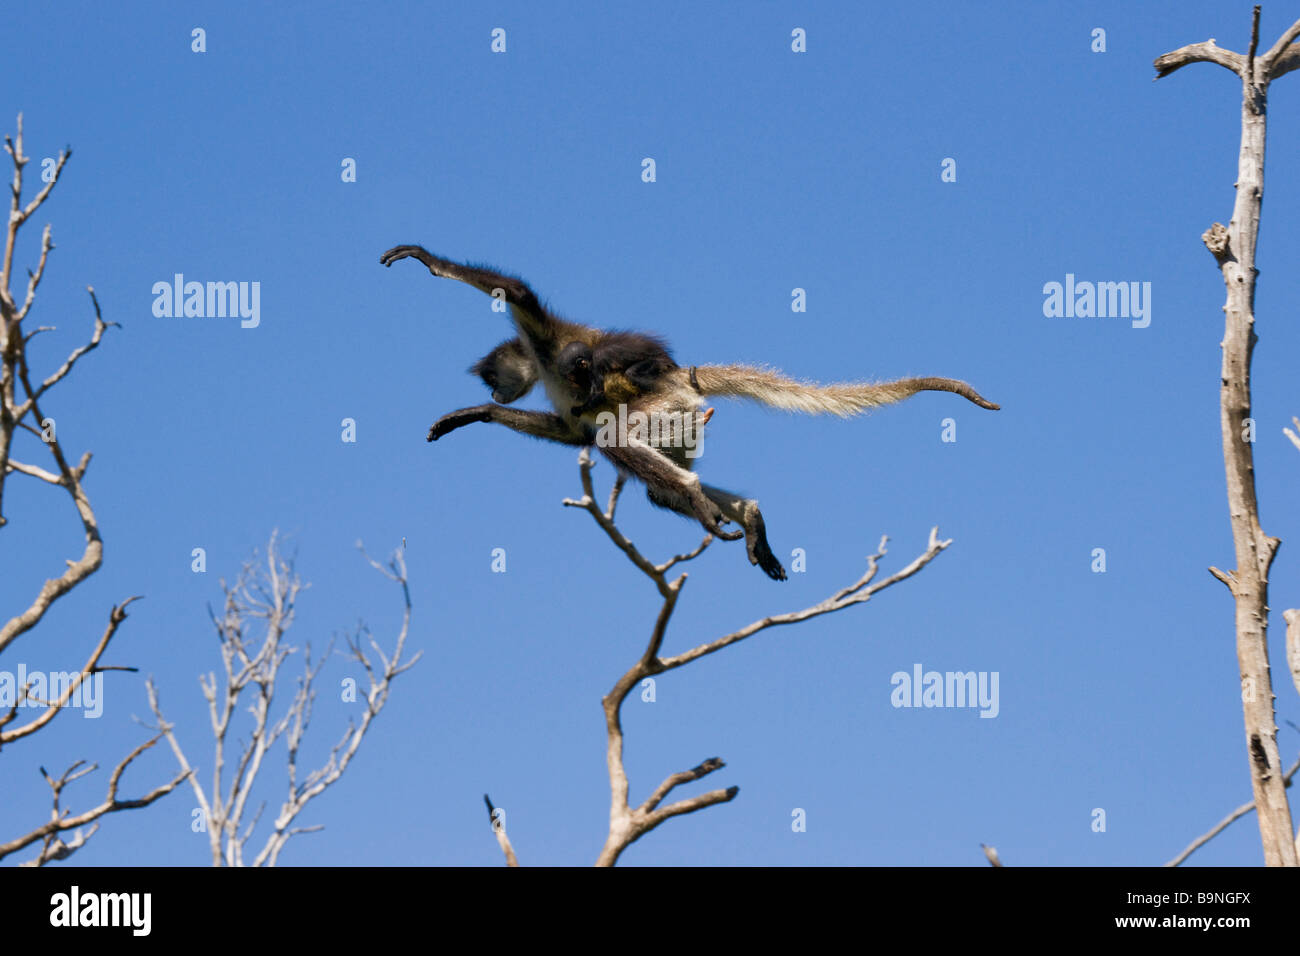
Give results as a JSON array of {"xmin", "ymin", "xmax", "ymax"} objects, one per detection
[
  {"xmin": 750, "ymin": 536, "xmax": 788, "ymax": 581},
  {"xmin": 742, "ymin": 503, "xmax": 787, "ymax": 581}
]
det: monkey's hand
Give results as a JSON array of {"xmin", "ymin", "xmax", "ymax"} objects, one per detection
[
  {"xmin": 380, "ymin": 245, "xmax": 434, "ymax": 268},
  {"xmin": 428, "ymin": 406, "xmax": 493, "ymax": 442}
]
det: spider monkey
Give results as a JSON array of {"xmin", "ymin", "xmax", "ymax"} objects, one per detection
[{"xmin": 380, "ymin": 244, "xmax": 999, "ymax": 581}]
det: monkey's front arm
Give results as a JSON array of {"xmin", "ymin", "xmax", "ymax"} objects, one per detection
[
  {"xmin": 381, "ymin": 245, "xmax": 540, "ymax": 310},
  {"xmin": 427, "ymin": 404, "xmax": 588, "ymax": 445},
  {"xmin": 427, "ymin": 404, "xmax": 742, "ymax": 541},
  {"xmin": 380, "ymin": 245, "xmax": 559, "ymax": 349}
]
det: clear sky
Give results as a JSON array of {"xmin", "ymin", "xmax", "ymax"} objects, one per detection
[{"xmin": 4, "ymin": 0, "xmax": 1299, "ymax": 867}]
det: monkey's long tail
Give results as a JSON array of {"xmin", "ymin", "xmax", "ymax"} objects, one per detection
[{"xmin": 689, "ymin": 364, "xmax": 1000, "ymax": 416}]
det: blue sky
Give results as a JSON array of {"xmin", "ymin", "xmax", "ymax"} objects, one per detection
[{"xmin": 4, "ymin": 0, "xmax": 1299, "ymax": 866}]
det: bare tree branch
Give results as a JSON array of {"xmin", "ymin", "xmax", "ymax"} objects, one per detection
[
  {"xmin": 0, "ymin": 166, "xmax": 108, "ymax": 638},
  {"xmin": 13, "ymin": 223, "xmax": 51, "ymax": 323},
  {"xmin": 1154, "ymin": 10, "xmax": 1300, "ymax": 82},
  {"xmin": 18, "ymin": 286, "xmax": 119, "ymax": 412},
  {"xmin": 1284, "ymin": 416, "xmax": 1300, "ymax": 454},
  {"xmin": 1153, "ymin": 39, "xmax": 1244, "ymax": 79},
  {"xmin": 0, "ymin": 114, "xmax": 182, "ymax": 864},
  {"xmin": 981, "ymin": 843, "xmax": 1004, "ymax": 867},
  {"xmin": 2, "ymin": 114, "xmax": 69, "ymax": 315},
  {"xmin": 148, "ymin": 534, "xmax": 420, "ymax": 865},
  {"xmin": 3, "ymin": 457, "xmax": 62, "ymax": 484},
  {"xmin": 0, "ymin": 733, "xmax": 190, "ymax": 865},
  {"xmin": 0, "ymin": 596, "xmax": 140, "ymax": 743},
  {"xmin": 640, "ymin": 756, "xmax": 727, "ymax": 815},
  {"xmin": 558, "ymin": 451, "xmax": 953, "ymax": 865},
  {"xmin": 1156, "ymin": 9, "xmax": 1300, "ymax": 867},
  {"xmin": 483, "ymin": 794, "xmax": 519, "ymax": 867},
  {"xmin": 1260, "ymin": 13, "xmax": 1300, "ymax": 65},
  {"xmin": 1166, "ymin": 756, "xmax": 1300, "ymax": 866},
  {"xmin": 1286, "ymin": 609, "xmax": 1300, "ymax": 705}
]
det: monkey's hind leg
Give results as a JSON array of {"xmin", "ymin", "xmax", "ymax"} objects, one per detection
[
  {"xmin": 601, "ymin": 442, "xmax": 743, "ymax": 542},
  {"xmin": 641, "ymin": 478, "xmax": 785, "ymax": 581},
  {"xmin": 701, "ymin": 484, "xmax": 787, "ymax": 581}
]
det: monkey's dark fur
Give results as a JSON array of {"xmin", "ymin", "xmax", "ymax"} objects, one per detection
[
  {"xmin": 470, "ymin": 339, "xmax": 536, "ymax": 405},
  {"xmin": 381, "ymin": 245, "xmax": 999, "ymax": 581}
]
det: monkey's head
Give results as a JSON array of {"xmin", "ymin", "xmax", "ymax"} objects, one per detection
[{"xmin": 471, "ymin": 339, "xmax": 537, "ymax": 404}]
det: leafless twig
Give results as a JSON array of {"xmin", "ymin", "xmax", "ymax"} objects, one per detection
[
  {"xmin": 483, "ymin": 794, "xmax": 519, "ymax": 867},
  {"xmin": 0, "ymin": 734, "xmax": 190, "ymax": 866},
  {"xmin": 1283, "ymin": 416, "xmax": 1300, "ymax": 454},
  {"xmin": 551, "ymin": 449, "xmax": 951, "ymax": 865},
  {"xmin": 147, "ymin": 533, "xmax": 420, "ymax": 865},
  {"xmin": 1166, "ymin": 756, "xmax": 1300, "ymax": 866}
]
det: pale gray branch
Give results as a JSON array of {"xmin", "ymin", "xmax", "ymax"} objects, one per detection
[
  {"xmin": 565, "ymin": 454, "xmax": 953, "ymax": 866},
  {"xmin": 484, "ymin": 794, "xmax": 519, "ymax": 867},
  {"xmin": 0, "ymin": 596, "xmax": 140, "ymax": 744},
  {"xmin": 0, "ymin": 115, "xmax": 180, "ymax": 868},
  {"xmin": 1283, "ymin": 416, "xmax": 1300, "ymax": 453},
  {"xmin": 0, "ymin": 733, "xmax": 190, "ymax": 865},
  {"xmin": 150, "ymin": 534, "xmax": 418, "ymax": 866},
  {"xmin": 1166, "ymin": 757, "xmax": 1300, "ymax": 866},
  {"xmin": 1157, "ymin": 7, "xmax": 1299, "ymax": 865},
  {"xmin": 1153, "ymin": 39, "xmax": 1244, "ymax": 78}
]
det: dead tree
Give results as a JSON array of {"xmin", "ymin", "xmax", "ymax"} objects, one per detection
[
  {"xmin": 147, "ymin": 534, "xmax": 420, "ymax": 866},
  {"xmin": 485, "ymin": 451, "xmax": 953, "ymax": 866},
  {"xmin": 0, "ymin": 114, "xmax": 189, "ymax": 865},
  {"xmin": 1155, "ymin": 7, "xmax": 1300, "ymax": 866},
  {"xmin": 1167, "ymin": 413, "xmax": 1300, "ymax": 866}
]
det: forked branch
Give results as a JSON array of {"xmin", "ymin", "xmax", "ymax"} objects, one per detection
[
  {"xmin": 0, "ymin": 733, "xmax": 190, "ymax": 866},
  {"xmin": 1155, "ymin": 7, "xmax": 1300, "ymax": 866},
  {"xmin": 551, "ymin": 449, "xmax": 951, "ymax": 866},
  {"xmin": 0, "ymin": 114, "xmax": 180, "ymax": 865},
  {"xmin": 147, "ymin": 534, "xmax": 420, "ymax": 866}
]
